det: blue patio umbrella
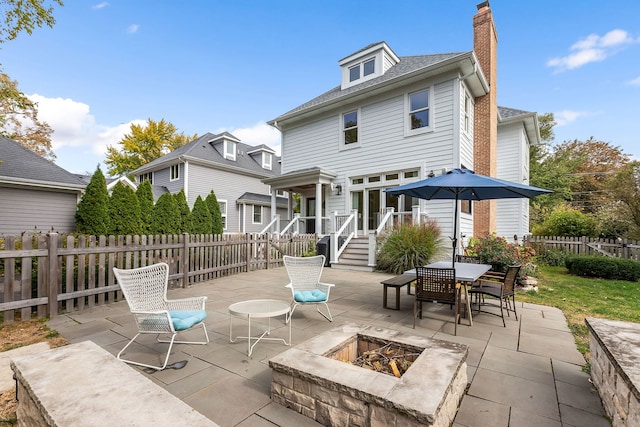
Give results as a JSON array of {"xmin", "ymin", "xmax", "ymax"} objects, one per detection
[{"xmin": 384, "ymin": 168, "xmax": 552, "ymax": 266}]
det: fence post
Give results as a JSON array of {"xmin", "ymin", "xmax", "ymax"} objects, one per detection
[
  {"xmin": 580, "ymin": 236, "xmax": 587, "ymax": 255},
  {"xmin": 622, "ymin": 238, "xmax": 629, "ymax": 260},
  {"xmin": 182, "ymin": 233, "xmax": 189, "ymax": 288},
  {"xmin": 48, "ymin": 233, "xmax": 59, "ymax": 317}
]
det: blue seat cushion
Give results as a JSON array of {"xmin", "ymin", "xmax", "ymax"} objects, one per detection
[
  {"xmin": 169, "ymin": 310, "xmax": 207, "ymax": 331},
  {"xmin": 294, "ymin": 289, "xmax": 327, "ymax": 303}
]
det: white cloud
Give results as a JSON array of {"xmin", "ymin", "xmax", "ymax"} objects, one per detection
[
  {"xmin": 547, "ymin": 29, "xmax": 637, "ymax": 72},
  {"xmin": 28, "ymin": 94, "xmax": 143, "ymax": 157},
  {"xmin": 93, "ymin": 2, "xmax": 109, "ymax": 9},
  {"xmin": 215, "ymin": 121, "xmax": 282, "ymax": 156},
  {"xmin": 554, "ymin": 110, "xmax": 593, "ymax": 126},
  {"xmin": 628, "ymin": 76, "xmax": 640, "ymax": 86},
  {"xmin": 127, "ymin": 24, "xmax": 139, "ymax": 34}
]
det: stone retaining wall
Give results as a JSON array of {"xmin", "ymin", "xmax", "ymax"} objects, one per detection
[{"xmin": 586, "ymin": 317, "xmax": 640, "ymax": 426}]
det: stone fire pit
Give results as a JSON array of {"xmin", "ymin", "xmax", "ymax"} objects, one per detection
[{"xmin": 269, "ymin": 324, "xmax": 468, "ymax": 426}]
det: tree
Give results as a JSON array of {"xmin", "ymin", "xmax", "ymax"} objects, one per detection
[
  {"xmin": 104, "ymin": 118, "xmax": 197, "ymax": 176},
  {"xmin": 607, "ymin": 161, "xmax": 640, "ymax": 239},
  {"xmin": 0, "ymin": 0, "xmax": 63, "ymax": 44},
  {"xmin": 191, "ymin": 196, "xmax": 213, "ymax": 235},
  {"xmin": 554, "ymin": 138, "xmax": 629, "ymax": 213},
  {"xmin": 75, "ymin": 166, "xmax": 110, "ymax": 235},
  {"xmin": 136, "ymin": 180, "xmax": 154, "ymax": 235},
  {"xmin": 532, "ymin": 205, "xmax": 597, "ymax": 237},
  {"xmin": 0, "ymin": 71, "xmax": 55, "ymax": 159},
  {"xmin": 151, "ymin": 193, "xmax": 180, "ymax": 235},
  {"xmin": 108, "ymin": 181, "xmax": 141, "ymax": 236},
  {"xmin": 205, "ymin": 190, "xmax": 223, "ymax": 234},
  {"xmin": 173, "ymin": 189, "xmax": 192, "ymax": 233}
]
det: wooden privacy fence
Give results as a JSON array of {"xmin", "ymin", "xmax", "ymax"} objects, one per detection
[
  {"xmin": 524, "ymin": 235, "xmax": 640, "ymax": 260},
  {"xmin": 0, "ymin": 232, "xmax": 316, "ymax": 324}
]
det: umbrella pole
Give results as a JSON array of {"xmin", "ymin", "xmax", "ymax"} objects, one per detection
[{"xmin": 452, "ymin": 194, "xmax": 459, "ymax": 267}]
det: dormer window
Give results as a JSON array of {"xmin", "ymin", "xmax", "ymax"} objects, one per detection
[
  {"xmin": 348, "ymin": 57, "xmax": 376, "ymax": 83},
  {"xmin": 339, "ymin": 42, "xmax": 399, "ymax": 90},
  {"xmin": 224, "ymin": 139, "xmax": 236, "ymax": 161},
  {"xmin": 262, "ymin": 152, "xmax": 272, "ymax": 170}
]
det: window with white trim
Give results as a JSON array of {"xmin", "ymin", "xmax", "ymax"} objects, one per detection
[
  {"xmin": 409, "ymin": 89, "xmax": 430, "ymax": 131},
  {"xmin": 262, "ymin": 152, "xmax": 272, "ymax": 170},
  {"xmin": 218, "ymin": 200, "xmax": 227, "ymax": 230},
  {"xmin": 342, "ymin": 110, "xmax": 358, "ymax": 145},
  {"xmin": 170, "ymin": 164, "xmax": 179, "ymax": 181},
  {"xmin": 252, "ymin": 205, "xmax": 262, "ymax": 224},
  {"xmin": 224, "ymin": 140, "xmax": 236, "ymax": 161},
  {"xmin": 139, "ymin": 172, "xmax": 153, "ymax": 184},
  {"xmin": 463, "ymin": 91, "xmax": 472, "ymax": 134},
  {"xmin": 349, "ymin": 57, "xmax": 376, "ymax": 83}
]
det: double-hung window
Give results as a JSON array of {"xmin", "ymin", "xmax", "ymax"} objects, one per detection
[
  {"xmin": 139, "ymin": 172, "xmax": 153, "ymax": 184},
  {"xmin": 463, "ymin": 91, "xmax": 472, "ymax": 135},
  {"xmin": 342, "ymin": 111, "xmax": 358, "ymax": 145},
  {"xmin": 409, "ymin": 89, "xmax": 430, "ymax": 130},
  {"xmin": 218, "ymin": 200, "xmax": 227, "ymax": 230},
  {"xmin": 170, "ymin": 164, "xmax": 179, "ymax": 181},
  {"xmin": 224, "ymin": 140, "xmax": 236, "ymax": 161},
  {"xmin": 252, "ymin": 205, "xmax": 262, "ymax": 224},
  {"xmin": 262, "ymin": 153, "xmax": 272, "ymax": 170}
]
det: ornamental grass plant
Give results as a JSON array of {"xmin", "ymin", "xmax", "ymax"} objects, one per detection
[{"xmin": 376, "ymin": 220, "xmax": 445, "ymax": 275}]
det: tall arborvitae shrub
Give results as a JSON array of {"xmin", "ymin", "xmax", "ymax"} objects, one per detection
[
  {"xmin": 75, "ymin": 166, "xmax": 110, "ymax": 235},
  {"xmin": 108, "ymin": 182, "xmax": 141, "ymax": 236},
  {"xmin": 173, "ymin": 189, "xmax": 192, "ymax": 233},
  {"xmin": 136, "ymin": 180, "xmax": 154, "ymax": 235},
  {"xmin": 151, "ymin": 193, "xmax": 180, "ymax": 234},
  {"xmin": 205, "ymin": 190, "xmax": 223, "ymax": 234},
  {"xmin": 191, "ymin": 196, "xmax": 213, "ymax": 235}
]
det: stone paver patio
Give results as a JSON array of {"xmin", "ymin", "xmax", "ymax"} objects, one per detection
[{"xmin": 39, "ymin": 266, "xmax": 610, "ymax": 426}]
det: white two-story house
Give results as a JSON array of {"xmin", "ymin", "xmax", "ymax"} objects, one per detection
[
  {"xmin": 132, "ymin": 131, "xmax": 288, "ymax": 233},
  {"xmin": 263, "ymin": 3, "xmax": 539, "ymax": 269}
]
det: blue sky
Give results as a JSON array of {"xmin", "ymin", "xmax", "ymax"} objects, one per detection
[{"xmin": 3, "ymin": 0, "xmax": 639, "ymax": 174}]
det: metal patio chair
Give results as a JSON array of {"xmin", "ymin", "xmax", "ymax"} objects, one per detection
[
  {"xmin": 283, "ymin": 255, "xmax": 335, "ymax": 322},
  {"xmin": 468, "ymin": 264, "xmax": 521, "ymax": 327},
  {"xmin": 414, "ymin": 267, "xmax": 459, "ymax": 335},
  {"xmin": 113, "ymin": 262, "xmax": 209, "ymax": 370}
]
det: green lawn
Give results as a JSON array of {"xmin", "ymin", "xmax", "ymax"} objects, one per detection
[{"xmin": 518, "ymin": 265, "xmax": 640, "ymax": 358}]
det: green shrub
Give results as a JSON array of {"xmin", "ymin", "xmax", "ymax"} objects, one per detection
[
  {"xmin": 535, "ymin": 206, "xmax": 597, "ymax": 237},
  {"xmin": 565, "ymin": 255, "xmax": 640, "ymax": 282},
  {"xmin": 75, "ymin": 166, "xmax": 109, "ymax": 235},
  {"xmin": 205, "ymin": 191, "xmax": 224, "ymax": 234},
  {"xmin": 151, "ymin": 193, "xmax": 180, "ymax": 234},
  {"xmin": 468, "ymin": 233, "xmax": 538, "ymax": 279},
  {"xmin": 376, "ymin": 220, "xmax": 444, "ymax": 274},
  {"xmin": 191, "ymin": 196, "xmax": 213, "ymax": 234},
  {"xmin": 538, "ymin": 249, "xmax": 570, "ymax": 267},
  {"xmin": 173, "ymin": 189, "xmax": 192, "ymax": 233},
  {"xmin": 108, "ymin": 181, "xmax": 141, "ymax": 235},
  {"xmin": 136, "ymin": 180, "xmax": 155, "ymax": 235}
]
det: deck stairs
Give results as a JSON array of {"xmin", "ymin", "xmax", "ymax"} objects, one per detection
[{"xmin": 331, "ymin": 236, "xmax": 374, "ymax": 272}]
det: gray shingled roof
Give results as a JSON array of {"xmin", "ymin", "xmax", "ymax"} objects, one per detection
[
  {"xmin": 274, "ymin": 52, "xmax": 469, "ymax": 120},
  {"xmin": 134, "ymin": 132, "xmax": 281, "ymax": 177},
  {"xmin": 0, "ymin": 137, "xmax": 86, "ymax": 188},
  {"xmin": 498, "ymin": 106, "xmax": 533, "ymax": 120},
  {"xmin": 237, "ymin": 192, "xmax": 288, "ymax": 207}
]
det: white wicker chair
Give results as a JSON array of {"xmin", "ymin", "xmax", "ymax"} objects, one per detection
[
  {"xmin": 113, "ymin": 262, "xmax": 209, "ymax": 370},
  {"xmin": 283, "ymin": 255, "xmax": 335, "ymax": 322}
]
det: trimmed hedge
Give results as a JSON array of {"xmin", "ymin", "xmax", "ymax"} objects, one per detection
[{"xmin": 565, "ymin": 255, "xmax": 640, "ymax": 282}]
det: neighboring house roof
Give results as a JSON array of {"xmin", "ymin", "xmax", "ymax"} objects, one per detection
[
  {"xmin": 270, "ymin": 51, "xmax": 488, "ymax": 124},
  {"xmin": 132, "ymin": 132, "xmax": 281, "ymax": 178},
  {"xmin": 237, "ymin": 192, "xmax": 288, "ymax": 208},
  {"xmin": 0, "ymin": 137, "xmax": 86, "ymax": 191},
  {"xmin": 151, "ymin": 185, "xmax": 169, "ymax": 199}
]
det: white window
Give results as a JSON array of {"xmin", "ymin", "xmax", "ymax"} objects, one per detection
[
  {"xmin": 406, "ymin": 88, "xmax": 433, "ymax": 135},
  {"xmin": 139, "ymin": 172, "xmax": 153, "ymax": 184},
  {"xmin": 349, "ymin": 57, "xmax": 376, "ymax": 83},
  {"xmin": 342, "ymin": 110, "xmax": 358, "ymax": 146},
  {"xmin": 218, "ymin": 200, "xmax": 227, "ymax": 230},
  {"xmin": 252, "ymin": 205, "xmax": 262, "ymax": 224},
  {"xmin": 170, "ymin": 164, "xmax": 179, "ymax": 181},
  {"xmin": 463, "ymin": 91, "xmax": 472, "ymax": 134},
  {"xmin": 224, "ymin": 140, "xmax": 236, "ymax": 161},
  {"xmin": 262, "ymin": 152, "xmax": 272, "ymax": 170}
]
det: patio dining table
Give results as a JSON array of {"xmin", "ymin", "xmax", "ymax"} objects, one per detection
[{"xmin": 405, "ymin": 261, "xmax": 492, "ymax": 325}]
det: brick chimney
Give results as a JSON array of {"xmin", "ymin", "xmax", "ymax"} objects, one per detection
[{"xmin": 473, "ymin": 1, "xmax": 498, "ymax": 237}]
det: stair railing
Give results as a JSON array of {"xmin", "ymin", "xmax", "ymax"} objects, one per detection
[{"xmin": 330, "ymin": 210, "xmax": 357, "ymax": 263}]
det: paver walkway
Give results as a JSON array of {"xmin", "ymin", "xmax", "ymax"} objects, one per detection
[{"xmin": 35, "ymin": 267, "xmax": 611, "ymax": 426}]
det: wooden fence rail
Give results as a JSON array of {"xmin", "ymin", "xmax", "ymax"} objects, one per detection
[
  {"xmin": 0, "ymin": 232, "xmax": 316, "ymax": 323},
  {"xmin": 524, "ymin": 235, "xmax": 640, "ymax": 260}
]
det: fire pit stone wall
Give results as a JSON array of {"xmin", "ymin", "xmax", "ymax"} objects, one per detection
[{"xmin": 269, "ymin": 324, "xmax": 468, "ymax": 426}]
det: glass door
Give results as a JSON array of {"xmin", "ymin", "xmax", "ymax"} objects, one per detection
[
  {"xmin": 351, "ymin": 191, "xmax": 364, "ymax": 231},
  {"xmin": 367, "ymin": 189, "xmax": 380, "ymax": 231}
]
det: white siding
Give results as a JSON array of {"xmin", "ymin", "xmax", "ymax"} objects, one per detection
[
  {"xmin": 187, "ymin": 164, "xmax": 275, "ymax": 233},
  {"xmin": 0, "ymin": 187, "xmax": 78, "ymax": 235},
  {"xmin": 496, "ymin": 122, "xmax": 530, "ymax": 241}
]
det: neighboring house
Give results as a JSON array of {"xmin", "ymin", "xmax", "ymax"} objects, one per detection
[
  {"xmin": 0, "ymin": 137, "xmax": 85, "ymax": 235},
  {"xmin": 264, "ymin": 3, "xmax": 539, "ymax": 262},
  {"xmin": 131, "ymin": 132, "xmax": 288, "ymax": 233},
  {"xmin": 74, "ymin": 174, "xmax": 137, "ymax": 194}
]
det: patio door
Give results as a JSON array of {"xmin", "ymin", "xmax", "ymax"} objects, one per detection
[
  {"xmin": 367, "ymin": 189, "xmax": 381, "ymax": 231},
  {"xmin": 351, "ymin": 191, "xmax": 364, "ymax": 231}
]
